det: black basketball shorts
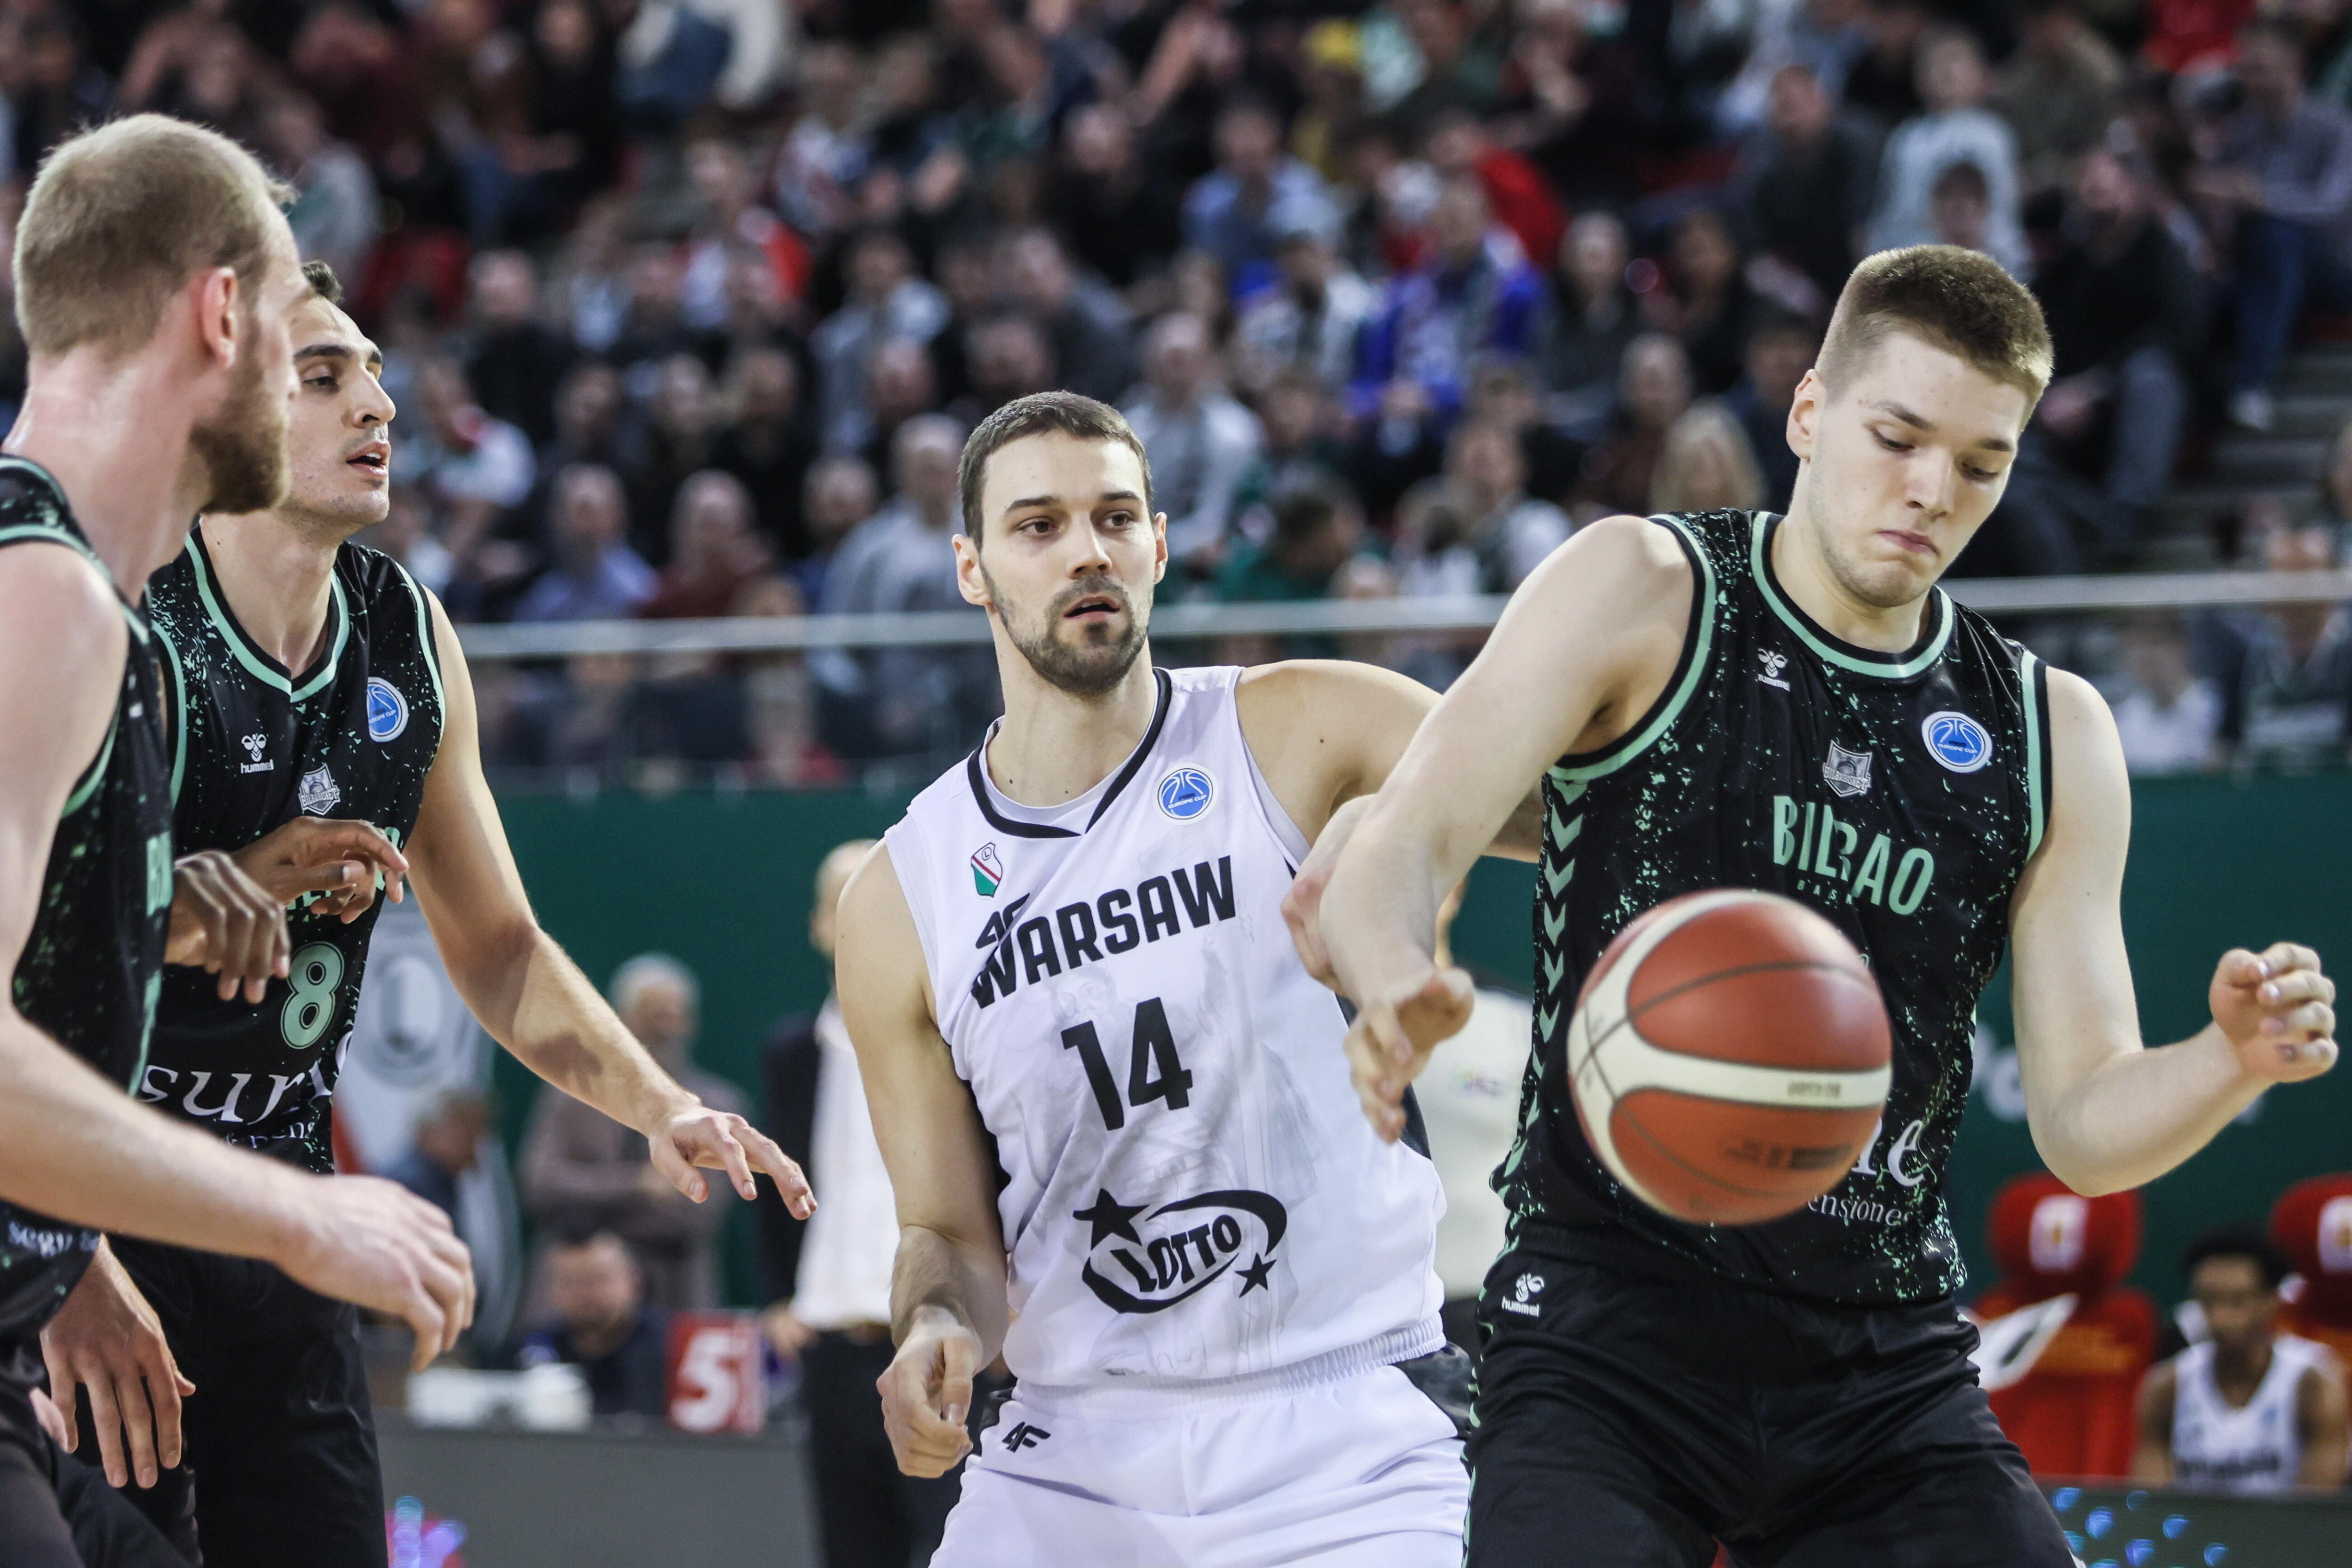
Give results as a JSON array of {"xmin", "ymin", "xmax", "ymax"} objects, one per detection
[{"xmin": 1465, "ymin": 1239, "xmax": 2079, "ymax": 1568}]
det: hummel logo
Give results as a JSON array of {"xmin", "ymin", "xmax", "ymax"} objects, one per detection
[
  {"xmin": 1001, "ymin": 1422, "xmax": 1050, "ymax": 1451},
  {"xmin": 1757, "ymin": 650, "xmax": 1792, "ymax": 691},
  {"xmin": 242, "ymin": 733, "xmax": 266, "ymax": 760},
  {"xmin": 238, "ymin": 733, "xmax": 275, "ymax": 775}
]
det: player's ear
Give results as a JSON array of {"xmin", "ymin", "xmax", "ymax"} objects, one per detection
[
  {"xmin": 954, "ymin": 532, "xmax": 993, "ymax": 611},
  {"xmin": 1785, "ymin": 367, "xmax": 1824, "ymax": 463},
  {"xmin": 1152, "ymin": 511, "xmax": 1169, "ymax": 584},
  {"xmin": 190, "ymin": 265, "xmax": 241, "ymax": 373}
]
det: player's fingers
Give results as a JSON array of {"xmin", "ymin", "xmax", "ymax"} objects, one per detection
[
  {"xmin": 704, "ymin": 1124, "xmax": 758, "ymax": 1201},
  {"xmin": 82, "ymin": 1374, "xmax": 127, "ymax": 1487},
  {"xmin": 403, "ymin": 1285, "xmax": 450, "ymax": 1373},
  {"xmin": 742, "ymin": 1130, "xmax": 817, "ymax": 1218},
  {"xmin": 938, "ymin": 1332, "xmax": 977, "ymax": 1428},
  {"xmin": 2264, "ymin": 1000, "xmax": 2335, "ymax": 1041},
  {"xmin": 2217, "ymin": 947, "xmax": 2267, "ymax": 989},
  {"xmin": 143, "ymin": 1343, "xmax": 187, "ymax": 1472},
  {"xmin": 2260, "ymin": 941, "xmax": 2322, "ymax": 979},
  {"xmin": 39, "ymin": 1343, "xmax": 77, "ymax": 1454},
  {"xmin": 113, "ymin": 1372, "xmax": 159, "ymax": 1488},
  {"xmin": 650, "ymin": 1135, "xmax": 708, "ymax": 1202},
  {"xmin": 2259, "ymin": 969, "xmax": 2335, "ymax": 1009}
]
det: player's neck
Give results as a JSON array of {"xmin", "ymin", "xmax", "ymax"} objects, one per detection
[
  {"xmin": 1771, "ymin": 507, "xmax": 1932, "ymax": 654},
  {"xmin": 986, "ymin": 649, "xmax": 1160, "ymax": 808},
  {"xmin": 5, "ymin": 353, "xmax": 215, "ymax": 597},
  {"xmin": 2213, "ymin": 1335, "xmax": 2275, "ymax": 1393},
  {"xmin": 197, "ymin": 511, "xmax": 341, "ymax": 672}
]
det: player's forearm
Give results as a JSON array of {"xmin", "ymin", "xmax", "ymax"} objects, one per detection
[
  {"xmin": 2029, "ymin": 1025, "xmax": 2265, "ymax": 1195},
  {"xmin": 0, "ymin": 1015, "xmax": 316, "ymax": 1266},
  {"xmin": 890, "ymin": 1223, "xmax": 1009, "ymax": 1363},
  {"xmin": 1317, "ymin": 804, "xmax": 1457, "ymax": 1004},
  {"xmin": 460, "ymin": 925, "xmax": 699, "ymax": 1135}
]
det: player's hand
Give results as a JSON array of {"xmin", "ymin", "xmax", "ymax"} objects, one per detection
[
  {"xmin": 1282, "ymin": 796, "xmax": 1374, "ymax": 990},
  {"xmin": 2211, "ymin": 943, "xmax": 2337, "ymax": 1083},
  {"xmin": 877, "ymin": 1306, "xmax": 978, "ymax": 1478},
  {"xmin": 649, "ymin": 1104, "xmax": 817, "ymax": 1219},
  {"xmin": 165, "ymin": 849, "xmax": 290, "ymax": 1002},
  {"xmin": 1345, "ymin": 966, "xmax": 1477, "ymax": 1142},
  {"xmin": 275, "ymin": 1176, "xmax": 475, "ymax": 1372},
  {"xmin": 232, "ymin": 816, "xmax": 409, "ymax": 923},
  {"xmin": 38, "ymin": 1240, "xmax": 194, "ymax": 1488}
]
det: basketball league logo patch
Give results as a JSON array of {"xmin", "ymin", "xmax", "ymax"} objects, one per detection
[
  {"xmin": 1921, "ymin": 711, "xmax": 1992, "ymax": 773},
  {"xmin": 366, "ymin": 677, "xmax": 409, "ymax": 742},
  {"xmin": 1157, "ymin": 767, "xmax": 1214, "ymax": 820},
  {"xmin": 971, "ymin": 842, "xmax": 1004, "ymax": 897},
  {"xmin": 298, "ymin": 764, "xmax": 341, "ymax": 815},
  {"xmin": 1822, "ymin": 742, "xmax": 1872, "ymax": 798}
]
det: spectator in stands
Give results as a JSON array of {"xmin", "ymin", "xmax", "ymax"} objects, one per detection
[
  {"xmin": 1446, "ymin": 418, "xmax": 1572, "ymax": 589},
  {"xmin": 951, "ymin": 315, "xmax": 1058, "ymax": 431},
  {"xmin": 612, "ymin": 247, "xmax": 704, "ymax": 382},
  {"xmin": 640, "ymin": 471, "xmax": 768, "ymax": 620},
  {"xmin": 1541, "ymin": 211, "xmax": 1643, "ymax": 429},
  {"xmin": 2134, "ymin": 1227, "xmax": 2351, "ymax": 1491},
  {"xmin": 2205, "ymin": 498, "xmax": 2352, "ymax": 771},
  {"xmin": 816, "ymin": 416, "xmax": 990, "ymax": 758},
  {"xmin": 262, "ymin": 92, "xmax": 379, "ymax": 288},
  {"xmin": 1928, "ymin": 159, "xmax": 1996, "ymax": 255},
  {"xmin": 2198, "ymin": 20, "xmax": 2352, "ymax": 433},
  {"xmin": 1650, "ymin": 400, "xmax": 1768, "ymax": 516},
  {"xmin": 1001, "ymin": 227, "xmax": 1136, "ymax": 405},
  {"xmin": 519, "ymin": 954, "xmax": 750, "ymax": 1311},
  {"xmin": 1492, "ymin": 0, "xmax": 1649, "ymax": 207},
  {"xmin": 1229, "ymin": 369, "xmax": 1350, "ymax": 548},
  {"xmin": 713, "ymin": 347, "xmax": 818, "ymax": 563},
  {"xmin": 1422, "ymin": 106, "xmax": 1566, "ymax": 275},
  {"xmin": 1184, "ymin": 95, "xmax": 1339, "ymax": 286},
  {"xmin": 1354, "ymin": 176, "xmax": 1549, "ymax": 423},
  {"xmin": 1050, "ymin": 102, "xmax": 1185, "ymax": 291},
  {"xmin": 2109, "ymin": 612, "xmax": 2224, "ymax": 776},
  {"xmin": 409, "ymin": 355, "xmax": 539, "ymax": 593},
  {"xmin": 466, "ymin": 249, "xmax": 575, "ymax": 448},
  {"xmin": 1234, "ymin": 214, "xmax": 1380, "ymax": 398},
  {"xmin": 1465, "ymin": 359, "xmax": 1579, "ymax": 505},
  {"xmin": 1124, "ymin": 312, "xmax": 1263, "ymax": 568},
  {"xmin": 625, "ymin": 353, "xmax": 724, "ymax": 563},
  {"xmin": 1665, "ymin": 204, "xmax": 1757, "ymax": 396},
  {"xmin": 385, "ymin": 1086, "xmax": 494, "ymax": 1225},
  {"xmin": 1993, "ymin": 0, "xmax": 2126, "ymax": 199},
  {"xmin": 1216, "ymin": 483, "xmax": 1369, "ymax": 605},
  {"xmin": 816, "ymin": 228, "xmax": 951, "ymax": 454},
  {"xmin": 774, "ymin": 41, "xmax": 872, "ymax": 240},
  {"xmin": 1573, "ymin": 333, "xmax": 1694, "ymax": 522},
  {"xmin": 515, "ymin": 465, "xmax": 659, "ymax": 625},
  {"xmin": 1735, "ymin": 61, "xmax": 1876, "ymax": 315},
  {"xmin": 1997, "ymin": 144, "xmax": 2202, "ymax": 569},
  {"xmin": 1723, "ymin": 311, "xmax": 1815, "ymax": 511},
  {"xmin": 1867, "ymin": 26, "xmax": 2027, "ymax": 275},
  {"xmin": 796, "ymin": 454, "xmax": 882, "ymax": 606},
  {"xmin": 517, "ymin": 1230, "xmax": 670, "ymax": 1419},
  {"xmin": 760, "ymin": 841, "xmax": 957, "ymax": 1565},
  {"xmin": 1842, "ymin": 0, "xmax": 1931, "ymax": 129},
  {"xmin": 503, "ymin": 0, "xmax": 623, "ymax": 243},
  {"xmin": 860, "ymin": 338, "xmax": 945, "ymax": 477}
]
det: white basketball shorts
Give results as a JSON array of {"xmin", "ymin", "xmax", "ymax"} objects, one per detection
[{"xmin": 933, "ymin": 1355, "xmax": 1468, "ymax": 1567}]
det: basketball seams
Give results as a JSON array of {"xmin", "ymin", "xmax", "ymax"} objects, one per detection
[{"xmin": 1625, "ymin": 958, "xmax": 1878, "ymax": 1027}]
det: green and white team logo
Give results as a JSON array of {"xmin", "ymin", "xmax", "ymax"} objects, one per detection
[{"xmin": 971, "ymin": 842, "xmax": 1004, "ymax": 898}]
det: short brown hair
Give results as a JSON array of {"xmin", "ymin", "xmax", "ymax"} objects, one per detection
[
  {"xmin": 15, "ymin": 114, "xmax": 293, "ymax": 358},
  {"xmin": 1816, "ymin": 245, "xmax": 2052, "ymax": 402},
  {"xmin": 302, "ymin": 260, "xmax": 342, "ymax": 304},
  {"xmin": 958, "ymin": 390, "xmax": 1154, "ymax": 546}
]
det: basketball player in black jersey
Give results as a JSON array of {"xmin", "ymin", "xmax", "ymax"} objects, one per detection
[
  {"xmin": 37, "ymin": 257, "xmax": 817, "ymax": 1566},
  {"xmin": 1294, "ymin": 247, "xmax": 2339, "ymax": 1567},
  {"xmin": 0, "ymin": 116, "xmax": 477, "ymax": 1567}
]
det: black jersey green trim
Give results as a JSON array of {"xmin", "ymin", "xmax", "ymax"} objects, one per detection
[
  {"xmin": 1550, "ymin": 514, "xmax": 1716, "ymax": 784},
  {"xmin": 1748, "ymin": 513, "xmax": 1954, "ymax": 679},
  {"xmin": 61, "ymin": 706, "xmax": 119, "ymax": 817},
  {"xmin": 2022, "ymin": 650, "xmax": 2050, "ymax": 858},
  {"xmin": 394, "ymin": 558, "xmax": 446, "ymax": 712},
  {"xmin": 155, "ymin": 617, "xmax": 189, "ymax": 804},
  {"xmin": 183, "ymin": 530, "xmax": 351, "ymax": 701}
]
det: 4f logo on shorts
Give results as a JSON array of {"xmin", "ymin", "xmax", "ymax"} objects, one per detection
[
  {"xmin": 1500, "ymin": 1271, "xmax": 1545, "ymax": 1318},
  {"xmin": 1000, "ymin": 1422, "xmax": 1050, "ymax": 1452}
]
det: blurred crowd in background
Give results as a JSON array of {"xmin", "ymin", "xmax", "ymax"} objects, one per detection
[{"xmin": 6, "ymin": 0, "xmax": 2352, "ymax": 780}]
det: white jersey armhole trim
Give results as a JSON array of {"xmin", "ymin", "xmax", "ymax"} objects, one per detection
[
  {"xmin": 1220, "ymin": 667, "xmax": 1314, "ymax": 865},
  {"xmin": 878, "ymin": 822, "xmax": 945, "ymax": 1025}
]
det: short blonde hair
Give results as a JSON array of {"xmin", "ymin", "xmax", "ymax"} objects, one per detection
[
  {"xmin": 1816, "ymin": 245, "xmax": 2051, "ymax": 403},
  {"xmin": 1650, "ymin": 400, "xmax": 1766, "ymax": 514},
  {"xmin": 15, "ymin": 114, "xmax": 292, "ymax": 358}
]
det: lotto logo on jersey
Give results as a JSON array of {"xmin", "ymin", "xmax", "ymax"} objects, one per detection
[
  {"xmin": 1073, "ymin": 1185, "xmax": 1286, "ymax": 1313},
  {"xmin": 367, "ymin": 678, "xmax": 410, "ymax": 743}
]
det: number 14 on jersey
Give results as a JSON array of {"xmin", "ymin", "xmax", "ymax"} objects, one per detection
[{"xmin": 1062, "ymin": 999, "xmax": 1193, "ymax": 1129}]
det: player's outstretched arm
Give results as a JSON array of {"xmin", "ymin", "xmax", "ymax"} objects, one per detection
[
  {"xmin": 2009, "ymin": 670, "xmax": 2336, "ymax": 1196},
  {"xmin": 836, "ymin": 843, "xmax": 1009, "ymax": 1479},
  {"xmin": 0, "ymin": 548, "xmax": 473, "ymax": 1369},
  {"xmin": 1312, "ymin": 516, "xmax": 1693, "ymax": 1139},
  {"xmin": 2131, "ymin": 1361, "xmax": 2176, "ymax": 1485},
  {"xmin": 404, "ymin": 590, "xmax": 813, "ymax": 1217}
]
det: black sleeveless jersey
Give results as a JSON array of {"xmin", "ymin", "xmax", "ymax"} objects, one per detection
[
  {"xmin": 142, "ymin": 526, "xmax": 445, "ymax": 1173},
  {"xmin": 0, "ymin": 460, "xmax": 175, "ymax": 1337},
  {"xmin": 1506, "ymin": 509, "xmax": 2054, "ymax": 1306}
]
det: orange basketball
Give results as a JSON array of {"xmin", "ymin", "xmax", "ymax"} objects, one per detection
[{"xmin": 1566, "ymin": 889, "xmax": 1891, "ymax": 1226}]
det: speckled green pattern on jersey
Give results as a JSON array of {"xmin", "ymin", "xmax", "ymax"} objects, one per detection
[
  {"xmin": 0, "ymin": 461, "xmax": 175, "ymax": 1337},
  {"xmin": 1504, "ymin": 509, "xmax": 2052, "ymax": 1306},
  {"xmin": 143, "ymin": 527, "xmax": 444, "ymax": 1173}
]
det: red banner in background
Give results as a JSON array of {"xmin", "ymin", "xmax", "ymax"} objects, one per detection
[{"xmin": 666, "ymin": 1313, "xmax": 764, "ymax": 1434}]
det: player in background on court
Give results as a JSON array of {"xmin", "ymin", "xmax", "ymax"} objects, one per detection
[
  {"xmin": 37, "ymin": 259, "xmax": 816, "ymax": 1566},
  {"xmin": 834, "ymin": 392, "xmax": 1537, "ymax": 1568},
  {"xmin": 2135, "ymin": 1227, "xmax": 2349, "ymax": 1492},
  {"xmin": 0, "ymin": 116, "xmax": 474, "ymax": 1568},
  {"xmin": 1292, "ymin": 246, "xmax": 2339, "ymax": 1567}
]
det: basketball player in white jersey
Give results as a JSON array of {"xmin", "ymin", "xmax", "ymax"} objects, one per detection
[
  {"xmin": 2136, "ymin": 1228, "xmax": 2349, "ymax": 1491},
  {"xmin": 834, "ymin": 392, "xmax": 1537, "ymax": 1567}
]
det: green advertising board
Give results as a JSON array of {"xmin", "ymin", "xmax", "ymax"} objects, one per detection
[{"xmin": 495, "ymin": 771, "xmax": 2352, "ymax": 1309}]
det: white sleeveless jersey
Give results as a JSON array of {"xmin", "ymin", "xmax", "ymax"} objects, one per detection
[
  {"xmin": 882, "ymin": 666, "xmax": 1444, "ymax": 1390},
  {"xmin": 2170, "ymin": 1334, "xmax": 2335, "ymax": 1493}
]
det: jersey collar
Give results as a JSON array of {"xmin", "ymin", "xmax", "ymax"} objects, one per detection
[
  {"xmin": 1749, "ymin": 512, "xmax": 1952, "ymax": 680},
  {"xmin": 965, "ymin": 668, "xmax": 1173, "ymax": 839},
  {"xmin": 185, "ymin": 524, "xmax": 349, "ymax": 701}
]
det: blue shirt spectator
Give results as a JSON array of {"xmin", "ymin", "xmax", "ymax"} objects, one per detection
[
  {"xmin": 512, "ymin": 464, "xmax": 658, "ymax": 623},
  {"xmin": 1182, "ymin": 99, "xmax": 1338, "ymax": 293},
  {"xmin": 1351, "ymin": 179, "xmax": 1548, "ymax": 424}
]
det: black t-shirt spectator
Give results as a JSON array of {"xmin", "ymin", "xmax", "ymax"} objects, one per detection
[
  {"xmin": 468, "ymin": 323, "xmax": 577, "ymax": 449},
  {"xmin": 518, "ymin": 1309, "xmax": 671, "ymax": 1418},
  {"xmin": 2031, "ymin": 216, "xmax": 2204, "ymax": 382}
]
